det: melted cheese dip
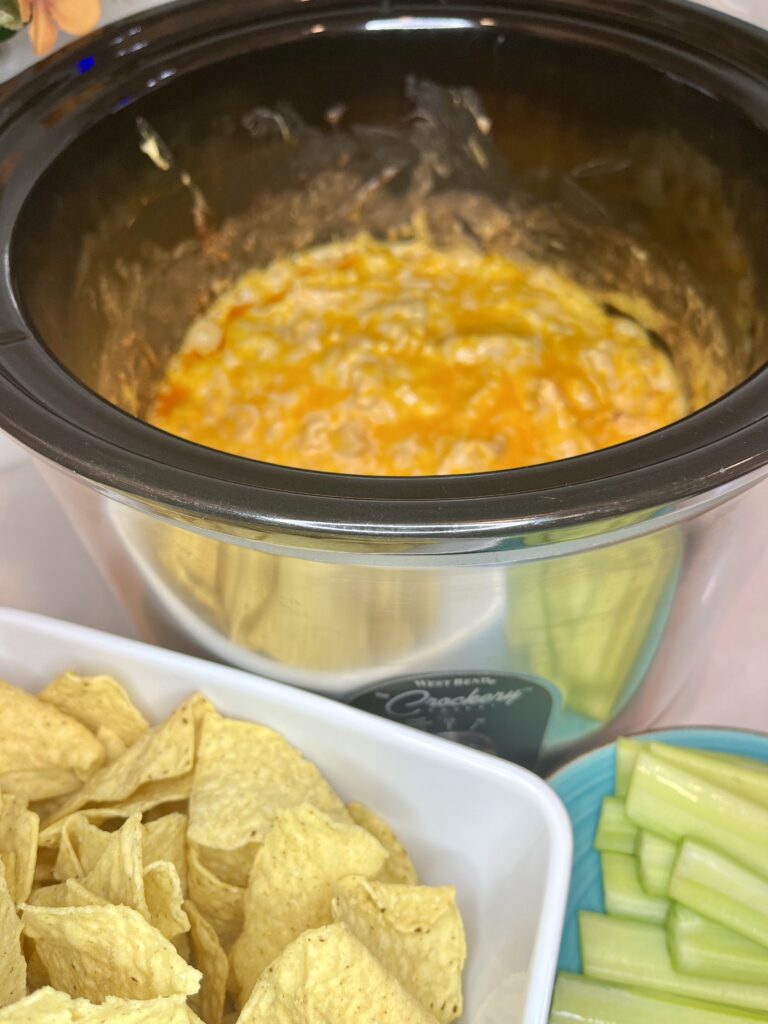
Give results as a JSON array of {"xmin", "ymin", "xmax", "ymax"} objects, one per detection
[{"xmin": 149, "ymin": 234, "xmax": 687, "ymax": 475}]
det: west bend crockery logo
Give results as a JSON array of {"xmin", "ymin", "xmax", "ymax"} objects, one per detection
[{"xmin": 350, "ymin": 671, "xmax": 553, "ymax": 770}]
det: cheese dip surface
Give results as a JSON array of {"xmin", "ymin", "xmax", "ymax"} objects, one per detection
[{"xmin": 149, "ymin": 234, "xmax": 687, "ymax": 476}]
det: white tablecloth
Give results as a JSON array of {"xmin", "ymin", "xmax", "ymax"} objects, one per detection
[{"xmin": 1, "ymin": 0, "xmax": 767, "ymax": 729}]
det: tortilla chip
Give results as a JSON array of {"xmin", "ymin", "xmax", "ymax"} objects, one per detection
[
  {"xmin": 173, "ymin": 930, "xmax": 191, "ymax": 960},
  {"xmin": 192, "ymin": 842, "xmax": 257, "ymax": 890},
  {"xmin": 143, "ymin": 814, "xmax": 187, "ymax": 894},
  {"xmin": 347, "ymin": 803, "xmax": 418, "ymax": 886},
  {"xmin": 33, "ymin": 848, "xmax": 56, "ymax": 888},
  {"xmin": 144, "ymin": 861, "xmax": 189, "ymax": 940},
  {"xmin": 52, "ymin": 822, "xmax": 84, "ymax": 882},
  {"xmin": 187, "ymin": 845, "xmax": 243, "ymax": 951},
  {"xmin": 117, "ymin": 776, "xmax": 195, "ymax": 818},
  {"xmin": 80, "ymin": 814, "xmax": 147, "ymax": 917},
  {"xmin": 73, "ymin": 817, "xmax": 189, "ymax": 938},
  {"xmin": 39, "ymin": 775, "xmax": 194, "ymax": 849},
  {"xmin": 231, "ymin": 804, "xmax": 387, "ymax": 1005},
  {"xmin": 142, "ymin": 801, "xmax": 188, "ymax": 823},
  {"xmin": 43, "ymin": 696, "xmax": 208, "ymax": 829},
  {"xmin": 0, "ymin": 862, "xmax": 25, "ymax": 1007},
  {"xmin": 75, "ymin": 993, "xmax": 194, "ymax": 1021},
  {"xmin": 189, "ymin": 715, "xmax": 349, "ymax": 852},
  {"xmin": 55, "ymin": 812, "xmax": 188, "ymax": 883},
  {"xmin": 332, "ymin": 877, "xmax": 465, "ymax": 1022},
  {"xmin": 75, "ymin": 818, "xmax": 111, "ymax": 873},
  {"xmin": 0, "ymin": 769, "xmax": 81, "ymax": 804},
  {"xmin": 0, "ymin": 986, "xmax": 70, "ymax": 1020},
  {"xmin": 38, "ymin": 672, "xmax": 149, "ymax": 749},
  {"xmin": 0, "ymin": 856, "xmax": 17, "ymax": 901},
  {"xmin": 26, "ymin": 876, "xmax": 102, "ymax": 1003},
  {"xmin": 23, "ymin": 934, "xmax": 49, "ymax": 991},
  {"xmin": 53, "ymin": 815, "xmax": 110, "ymax": 881},
  {"xmin": 28, "ymin": 879, "xmax": 106, "ymax": 909},
  {"xmin": 95, "ymin": 725, "xmax": 129, "ymax": 763},
  {"xmin": 0, "ymin": 794, "xmax": 38, "ymax": 904},
  {"xmin": 29, "ymin": 882, "xmax": 69, "ymax": 907},
  {"xmin": 0, "ymin": 987, "xmax": 193, "ymax": 1022},
  {"xmin": 29, "ymin": 792, "xmax": 71, "ymax": 825},
  {"xmin": 21, "ymin": 903, "xmax": 201, "ymax": 1002},
  {"xmin": 186, "ymin": 901, "xmax": 227, "ymax": 1024},
  {"xmin": 73, "ymin": 994, "xmax": 192, "ymax": 1021},
  {"xmin": 237, "ymin": 924, "xmax": 437, "ymax": 1023},
  {"xmin": 0, "ymin": 681, "xmax": 105, "ymax": 800}
]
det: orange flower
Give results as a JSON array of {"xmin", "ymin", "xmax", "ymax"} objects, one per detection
[{"xmin": 19, "ymin": 0, "xmax": 101, "ymax": 55}]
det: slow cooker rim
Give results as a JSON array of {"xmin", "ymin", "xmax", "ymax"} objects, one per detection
[
  {"xmin": 2, "ymin": 341, "xmax": 767, "ymax": 539},
  {"xmin": 1, "ymin": 0, "xmax": 768, "ymax": 540}
]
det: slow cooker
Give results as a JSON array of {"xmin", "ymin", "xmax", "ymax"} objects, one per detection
[{"xmin": 1, "ymin": 0, "xmax": 767, "ymax": 770}]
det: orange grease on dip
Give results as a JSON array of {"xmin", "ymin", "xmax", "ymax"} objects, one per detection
[{"xmin": 149, "ymin": 234, "xmax": 687, "ymax": 475}]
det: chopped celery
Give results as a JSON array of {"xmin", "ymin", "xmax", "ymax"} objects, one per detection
[
  {"xmin": 625, "ymin": 752, "xmax": 768, "ymax": 881},
  {"xmin": 636, "ymin": 830, "xmax": 677, "ymax": 896},
  {"xmin": 601, "ymin": 852, "xmax": 669, "ymax": 923},
  {"xmin": 616, "ymin": 738, "xmax": 646, "ymax": 797},
  {"xmin": 550, "ymin": 972, "xmax": 768, "ymax": 1024},
  {"xmin": 579, "ymin": 912, "xmax": 768, "ymax": 1011},
  {"xmin": 669, "ymin": 840, "xmax": 768, "ymax": 948},
  {"xmin": 648, "ymin": 743, "xmax": 768, "ymax": 810},
  {"xmin": 668, "ymin": 905, "xmax": 768, "ymax": 985},
  {"xmin": 594, "ymin": 797, "xmax": 638, "ymax": 854}
]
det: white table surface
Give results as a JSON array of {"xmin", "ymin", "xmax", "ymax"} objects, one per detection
[{"xmin": 1, "ymin": 0, "xmax": 767, "ymax": 730}]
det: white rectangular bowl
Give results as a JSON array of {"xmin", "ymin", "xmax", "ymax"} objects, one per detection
[{"xmin": 0, "ymin": 607, "xmax": 571, "ymax": 1024}]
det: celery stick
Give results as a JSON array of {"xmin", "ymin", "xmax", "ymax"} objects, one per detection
[
  {"xmin": 616, "ymin": 738, "xmax": 646, "ymax": 797},
  {"xmin": 579, "ymin": 912, "xmax": 768, "ymax": 1012},
  {"xmin": 625, "ymin": 752, "xmax": 768, "ymax": 880},
  {"xmin": 637, "ymin": 830, "xmax": 677, "ymax": 896},
  {"xmin": 550, "ymin": 972, "xmax": 768, "ymax": 1024},
  {"xmin": 650, "ymin": 743, "xmax": 768, "ymax": 775},
  {"xmin": 668, "ymin": 905, "xmax": 768, "ymax": 985},
  {"xmin": 649, "ymin": 743, "xmax": 768, "ymax": 810},
  {"xmin": 594, "ymin": 797, "xmax": 638, "ymax": 854},
  {"xmin": 669, "ymin": 840, "xmax": 768, "ymax": 949},
  {"xmin": 601, "ymin": 852, "xmax": 669, "ymax": 923}
]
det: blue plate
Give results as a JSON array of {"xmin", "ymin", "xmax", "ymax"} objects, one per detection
[{"xmin": 547, "ymin": 727, "xmax": 768, "ymax": 973}]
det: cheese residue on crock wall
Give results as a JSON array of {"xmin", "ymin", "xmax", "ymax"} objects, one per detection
[{"xmin": 148, "ymin": 233, "xmax": 688, "ymax": 475}]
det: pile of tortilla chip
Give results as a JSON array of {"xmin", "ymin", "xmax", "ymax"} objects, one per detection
[{"xmin": 0, "ymin": 672, "xmax": 467, "ymax": 1022}]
